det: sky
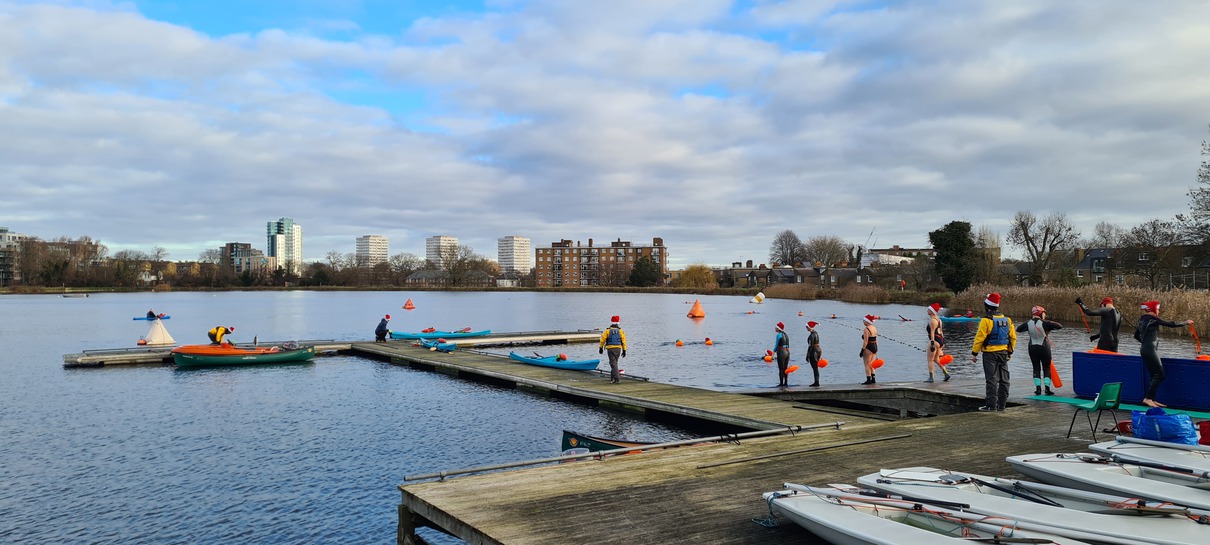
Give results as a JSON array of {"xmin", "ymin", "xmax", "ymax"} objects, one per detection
[{"xmin": 3, "ymin": 0, "xmax": 1209, "ymax": 269}]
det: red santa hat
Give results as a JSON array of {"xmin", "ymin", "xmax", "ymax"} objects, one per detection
[
  {"xmin": 806, "ymin": 321, "xmax": 818, "ymax": 329},
  {"xmin": 863, "ymin": 314, "xmax": 876, "ymax": 324},
  {"xmin": 1141, "ymin": 301, "xmax": 1159, "ymax": 313},
  {"xmin": 611, "ymin": 315, "xmax": 620, "ymax": 324},
  {"xmin": 385, "ymin": 314, "xmax": 390, "ymax": 320},
  {"xmin": 927, "ymin": 303, "xmax": 941, "ymax": 316},
  {"xmin": 984, "ymin": 293, "xmax": 1001, "ymax": 308},
  {"xmin": 776, "ymin": 322, "xmax": 785, "ymax": 331},
  {"xmin": 1101, "ymin": 297, "xmax": 1114, "ymax": 306}
]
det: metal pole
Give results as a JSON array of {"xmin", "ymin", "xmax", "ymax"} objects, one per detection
[
  {"xmin": 695, "ymin": 433, "xmax": 911, "ymax": 469},
  {"xmin": 402, "ymin": 423, "xmax": 841, "ymax": 482}
]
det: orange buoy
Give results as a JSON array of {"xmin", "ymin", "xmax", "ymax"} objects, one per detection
[
  {"xmin": 747, "ymin": 310, "xmax": 754, "ymax": 315},
  {"xmin": 704, "ymin": 338, "xmax": 713, "ymax": 346},
  {"xmin": 939, "ymin": 354, "xmax": 953, "ymax": 366},
  {"xmin": 137, "ymin": 338, "xmax": 147, "ymax": 346},
  {"xmin": 1199, "ymin": 355, "xmax": 1210, "ymax": 361},
  {"xmin": 797, "ymin": 311, "xmax": 803, "ymax": 317},
  {"xmin": 687, "ymin": 299, "xmax": 705, "ymax": 318},
  {"xmin": 675, "ymin": 340, "xmax": 684, "ymax": 347},
  {"xmin": 872, "ymin": 358, "xmax": 885, "ymax": 369},
  {"xmin": 786, "ymin": 365, "xmax": 799, "ymax": 374},
  {"xmin": 763, "ymin": 355, "xmax": 773, "ymax": 362},
  {"xmin": 403, "ymin": 298, "xmax": 415, "ymax": 310},
  {"xmin": 1087, "ymin": 348, "xmax": 1120, "ymax": 355},
  {"xmin": 817, "ymin": 358, "xmax": 828, "ymax": 368}
]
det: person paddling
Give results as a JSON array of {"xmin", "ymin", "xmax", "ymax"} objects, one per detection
[
  {"xmin": 1078, "ymin": 296, "xmax": 1122, "ymax": 352},
  {"xmin": 1135, "ymin": 301, "xmax": 1193, "ymax": 408},
  {"xmin": 146, "ymin": 309, "xmax": 157, "ymax": 319}
]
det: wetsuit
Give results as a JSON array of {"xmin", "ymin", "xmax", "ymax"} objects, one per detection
[
  {"xmin": 774, "ymin": 330, "xmax": 791, "ymax": 387},
  {"xmin": 1016, "ymin": 317, "xmax": 1062, "ymax": 394},
  {"xmin": 806, "ymin": 329, "xmax": 821, "ymax": 386},
  {"xmin": 375, "ymin": 318, "xmax": 390, "ymax": 342},
  {"xmin": 1134, "ymin": 314, "xmax": 1184, "ymax": 401},
  {"xmin": 1080, "ymin": 304, "xmax": 1122, "ymax": 352},
  {"xmin": 972, "ymin": 312, "xmax": 1016, "ymax": 410}
]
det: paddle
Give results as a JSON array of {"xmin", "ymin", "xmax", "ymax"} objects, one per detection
[{"xmin": 1076, "ymin": 301, "xmax": 1096, "ymax": 342}]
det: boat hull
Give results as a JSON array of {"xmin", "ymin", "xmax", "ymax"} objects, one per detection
[
  {"xmin": 389, "ymin": 329, "xmax": 490, "ymax": 340},
  {"xmin": 171, "ymin": 344, "xmax": 315, "ymax": 367},
  {"xmin": 561, "ymin": 430, "xmax": 650, "ymax": 453},
  {"xmin": 508, "ymin": 352, "xmax": 599, "ymax": 371},
  {"xmin": 1006, "ymin": 453, "xmax": 1210, "ymax": 510}
]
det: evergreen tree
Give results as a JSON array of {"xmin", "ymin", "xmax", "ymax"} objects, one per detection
[
  {"xmin": 627, "ymin": 256, "xmax": 663, "ymax": 287},
  {"xmin": 928, "ymin": 221, "xmax": 977, "ymax": 293}
]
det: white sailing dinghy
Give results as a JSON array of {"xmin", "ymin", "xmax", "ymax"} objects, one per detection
[
  {"xmin": 1089, "ymin": 436, "xmax": 1210, "ymax": 475},
  {"xmin": 1006, "ymin": 453, "xmax": 1210, "ymax": 510},
  {"xmin": 141, "ymin": 318, "xmax": 176, "ymax": 346},
  {"xmin": 763, "ymin": 484, "xmax": 1095, "ymax": 545},
  {"xmin": 857, "ymin": 467, "xmax": 1210, "ymax": 545}
]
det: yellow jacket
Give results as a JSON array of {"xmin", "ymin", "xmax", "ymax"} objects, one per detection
[
  {"xmin": 599, "ymin": 325, "xmax": 627, "ymax": 350},
  {"xmin": 972, "ymin": 314, "xmax": 1016, "ymax": 354}
]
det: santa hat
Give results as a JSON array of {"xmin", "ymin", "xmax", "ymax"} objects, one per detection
[
  {"xmin": 1031, "ymin": 306, "xmax": 1045, "ymax": 317},
  {"xmin": 227, "ymin": 326, "xmax": 235, "ymax": 332},
  {"xmin": 863, "ymin": 314, "xmax": 876, "ymax": 324},
  {"xmin": 776, "ymin": 322, "xmax": 785, "ymax": 331},
  {"xmin": 611, "ymin": 315, "xmax": 620, "ymax": 324},
  {"xmin": 927, "ymin": 303, "xmax": 941, "ymax": 316},
  {"xmin": 807, "ymin": 321, "xmax": 818, "ymax": 329},
  {"xmin": 1141, "ymin": 301, "xmax": 1159, "ymax": 313},
  {"xmin": 984, "ymin": 293, "xmax": 1001, "ymax": 307},
  {"xmin": 385, "ymin": 314, "xmax": 390, "ymax": 320},
  {"xmin": 1101, "ymin": 297, "xmax": 1114, "ymax": 306}
]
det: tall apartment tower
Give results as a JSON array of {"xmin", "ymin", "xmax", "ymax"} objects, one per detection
[
  {"xmin": 425, "ymin": 235, "xmax": 458, "ymax": 268},
  {"xmin": 267, "ymin": 217, "xmax": 304, "ymax": 276},
  {"xmin": 497, "ymin": 235, "xmax": 532, "ymax": 274},
  {"xmin": 355, "ymin": 235, "xmax": 389, "ymax": 267}
]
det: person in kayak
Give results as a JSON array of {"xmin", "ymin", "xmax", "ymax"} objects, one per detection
[
  {"xmin": 1016, "ymin": 306, "xmax": 1062, "ymax": 396},
  {"xmin": 805, "ymin": 321, "xmax": 822, "ymax": 387},
  {"xmin": 1077, "ymin": 296, "xmax": 1122, "ymax": 351},
  {"xmin": 146, "ymin": 309, "xmax": 157, "ymax": 319},
  {"xmin": 598, "ymin": 315, "xmax": 627, "ymax": 384},
  {"xmin": 1134, "ymin": 301, "xmax": 1193, "ymax": 408},
  {"xmin": 971, "ymin": 293, "xmax": 1015, "ymax": 412},
  {"xmin": 772, "ymin": 321, "xmax": 790, "ymax": 388},
  {"xmin": 208, "ymin": 325, "xmax": 235, "ymax": 346},
  {"xmin": 375, "ymin": 314, "xmax": 391, "ymax": 342},
  {"xmin": 925, "ymin": 303, "xmax": 950, "ymax": 383}
]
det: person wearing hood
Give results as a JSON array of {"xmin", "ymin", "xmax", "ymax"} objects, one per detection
[{"xmin": 1134, "ymin": 301, "xmax": 1193, "ymax": 408}]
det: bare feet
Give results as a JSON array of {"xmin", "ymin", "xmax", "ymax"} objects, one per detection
[{"xmin": 1142, "ymin": 398, "xmax": 1166, "ymax": 408}]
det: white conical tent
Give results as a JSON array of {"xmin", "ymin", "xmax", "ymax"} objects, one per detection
[{"xmin": 144, "ymin": 319, "xmax": 176, "ymax": 346}]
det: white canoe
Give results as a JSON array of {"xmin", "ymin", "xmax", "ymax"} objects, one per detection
[
  {"xmin": 1089, "ymin": 436, "xmax": 1210, "ymax": 475},
  {"xmin": 858, "ymin": 467, "xmax": 1210, "ymax": 545},
  {"xmin": 1007, "ymin": 453, "xmax": 1210, "ymax": 510},
  {"xmin": 764, "ymin": 484, "xmax": 1095, "ymax": 545}
]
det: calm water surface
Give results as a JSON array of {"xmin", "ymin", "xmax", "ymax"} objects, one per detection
[{"xmin": 1, "ymin": 291, "xmax": 1196, "ymax": 543}]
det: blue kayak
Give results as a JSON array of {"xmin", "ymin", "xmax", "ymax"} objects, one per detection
[
  {"xmin": 390, "ymin": 329, "xmax": 490, "ymax": 340},
  {"xmin": 418, "ymin": 339, "xmax": 457, "ymax": 352},
  {"xmin": 508, "ymin": 352, "xmax": 600, "ymax": 371},
  {"xmin": 133, "ymin": 315, "xmax": 170, "ymax": 320},
  {"xmin": 939, "ymin": 316, "xmax": 979, "ymax": 323}
]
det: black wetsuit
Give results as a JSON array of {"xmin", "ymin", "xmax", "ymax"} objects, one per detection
[
  {"xmin": 1080, "ymin": 304, "xmax": 1122, "ymax": 352},
  {"xmin": 1017, "ymin": 317, "xmax": 1063, "ymax": 389},
  {"xmin": 1134, "ymin": 314, "xmax": 1184, "ymax": 400},
  {"xmin": 806, "ymin": 329, "xmax": 821, "ymax": 386}
]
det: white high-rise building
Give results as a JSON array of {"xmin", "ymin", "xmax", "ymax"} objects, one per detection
[
  {"xmin": 425, "ymin": 235, "xmax": 458, "ymax": 268},
  {"xmin": 267, "ymin": 218, "xmax": 304, "ymax": 276},
  {"xmin": 497, "ymin": 236, "xmax": 531, "ymax": 274},
  {"xmin": 355, "ymin": 235, "xmax": 389, "ymax": 267}
]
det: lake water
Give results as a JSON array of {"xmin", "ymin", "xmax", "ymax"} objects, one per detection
[{"xmin": 1, "ymin": 291, "xmax": 1195, "ymax": 543}]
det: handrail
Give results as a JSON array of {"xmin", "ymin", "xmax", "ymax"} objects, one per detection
[{"xmin": 402, "ymin": 423, "xmax": 840, "ymax": 482}]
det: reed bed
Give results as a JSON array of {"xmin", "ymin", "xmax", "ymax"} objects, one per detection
[
  {"xmin": 835, "ymin": 285, "xmax": 892, "ymax": 304},
  {"xmin": 761, "ymin": 283, "xmax": 819, "ymax": 301},
  {"xmin": 951, "ymin": 283, "xmax": 1210, "ymax": 338}
]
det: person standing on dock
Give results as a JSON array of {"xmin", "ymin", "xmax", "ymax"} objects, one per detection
[
  {"xmin": 860, "ymin": 315, "xmax": 878, "ymax": 385},
  {"xmin": 925, "ymin": 303, "xmax": 950, "ymax": 383},
  {"xmin": 971, "ymin": 293, "xmax": 1015, "ymax": 411},
  {"xmin": 208, "ymin": 325, "xmax": 235, "ymax": 346},
  {"xmin": 598, "ymin": 315, "xmax": 627, "ymax": 383},
  {"xmin": 375, "ymin": 314, "xmax": 391, "ymax": 342},
  {"xmin": 805, "ymin": 321, "xmax": 821, "ymax": 387},
  {"xmin": 1135, "ymin": 301, "xmax": 1193, "ymax": 408},
  {"xmin": 1016, "ymin": 306, "xmax": 1062, "ymax": 396},
  {"xmin": 1077, "ymin": 296, "xmax": 1122, "ymax": 352},
  {"xmin": 772, "ymin": 322, "xmax": 790, "ymax": 388}
]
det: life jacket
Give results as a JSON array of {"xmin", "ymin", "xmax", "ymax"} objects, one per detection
[
  {"xmin": 985, "ymin": 316, "xmax": 1010, "ymax": 347},
  {"xmin": 606, "ymin": 326, "xmax": 622, "ymax": 346}
]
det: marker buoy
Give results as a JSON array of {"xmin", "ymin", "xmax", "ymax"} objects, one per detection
[
  {"xmin": 763, "ymin": 355, "xmax": 772, "ymax": 362},
  {"xmin": 939, "ymin": 354, "xmax": 953, "ymax": 366},
  {"xmin": 750, "ymin": 292, "xmax": 765, "ymax": 304},
  {"xmin": 872, "ymin": 358, "xmax": 885, "ymax": 369},
  {"xmin": 675, "ymin": 340, "xmax": 683, "ymax": 347},
  {"xmin": 786, "ymin": 365, "xmax": 799, "ymax": 374},
  {"xmin": 403, "ymin": 298, "xmax": 415, "ymax": 310},
  {"xmin": 687, "ymin": 299, "xmax": 705, "ymax": 318},
  {"xmin": 817, "ymin": 358, "xmax": 828, "ymax": 368}
]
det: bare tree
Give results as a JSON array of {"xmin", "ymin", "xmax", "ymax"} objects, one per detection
[
  {"xmin": 198, "ymin": 248, "xmax": 222, "ymax": 264},
  {"xmin": 1084, "ymin": 221, "xmax": 1126, "ymax": 249},
  {"xmin": 802, "ymin": 235, "xmax": 848, "ymax": 268},
  {"xmin": 1121, "ymin": 218, "xmax": 1186, "ymax": 288},
  {"xmin": 438, "ymin": 244, "xmax": 486, "ymax": 287},
  {"xmin": 1183, "ymin": 124, "xmax": 1210, "ymax": 243},
  {"xmin": 1007, "ymin": 211, "xmax": 1081, "ymax": 285},
  {"xmin": 598, "ymin": 260, "xmax": 632, "ymax": 287},
  {"xmin": 768, "ymin": 229, "xmax": 805, "ymax": 266},
  {"xmin": 388, "ymin": 252, "xmax": 424, "ymax": 284}
]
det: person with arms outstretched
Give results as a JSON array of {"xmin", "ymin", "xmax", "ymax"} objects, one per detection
[
  {"xmin": 1135, "ymin": 301, "xmax": 1193, "ymax": 408},
  {"xmin": 1078, "ymin": 296, "xmax": 1122, "ymax": 352}
]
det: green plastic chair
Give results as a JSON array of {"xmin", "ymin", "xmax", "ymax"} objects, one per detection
[{"xmin": 1066, "ymin": 382, "xmax": 1122, "ymax": 441}]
